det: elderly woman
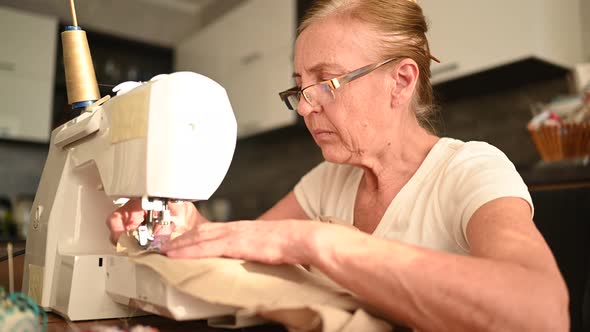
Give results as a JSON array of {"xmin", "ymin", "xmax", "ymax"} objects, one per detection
[{"xmin": 108, "ymin": 0, "xmax": 569, "ymax": 330}]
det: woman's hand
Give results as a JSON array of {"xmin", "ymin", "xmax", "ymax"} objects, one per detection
[
  {"xmin": 106, "ymin": 199, "xmax": 202, "ymax": 244},
  {"xmin": 161, "ymin": 220, "xmax": 327, "ymax": 265}
]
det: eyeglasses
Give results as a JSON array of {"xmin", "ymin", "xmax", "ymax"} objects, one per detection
[{"xmin": 278, "ymin": 57, "xmax": 400, "ymax": 111}]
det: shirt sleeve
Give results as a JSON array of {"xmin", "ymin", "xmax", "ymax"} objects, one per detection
[
  {"xmin": 293, "ymin": 161, "xmax": 330, "ymax": 219},
  {"xmin": 440, "ymin": 142, "xmax": 534, "ymax": 251}
]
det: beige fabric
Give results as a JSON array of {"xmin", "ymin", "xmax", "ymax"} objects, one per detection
[
  {"xmin": 294, "ymin": 138, "xmax": 533, "ymax": 254},
  {"xmin": 118, "ymin": 233, "xmax": 392, "ymax": 331}
]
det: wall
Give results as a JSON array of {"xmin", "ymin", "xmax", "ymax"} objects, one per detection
[
  {"xmin": 204, "ymin": 124, "xmax": 322, "ymax": 220},
  {"xmin": 438, "ymin": 77, "xmax": 570, "ymax": 167}
]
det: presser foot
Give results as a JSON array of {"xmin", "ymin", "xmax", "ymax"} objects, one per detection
[
  {"xmin": 133, "ymin": 197, "xmax": 178, "ymax": 250},
  {"xmin": 136, "ymin": 225, "xmax": 154, "ymax": 249},
  {"xmin": 133, "ymin": 221, "xmax": 173, "ymax": 251},
  {"xmin": 132, "ymin": 227, "xmax": 171, "ymax": 252},
  {"xmin": 132, "ymin": 226, "xmax": 173, "ymax": 252}
]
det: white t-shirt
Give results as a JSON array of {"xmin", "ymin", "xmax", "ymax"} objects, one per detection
[{"xmin": 293, "ymin": 138, "xmax": 533, "ymax": 255}]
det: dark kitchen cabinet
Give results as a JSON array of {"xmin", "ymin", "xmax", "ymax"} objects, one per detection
[{"xmin": 531, "ymin": 186, "xmax": 590, "ymax": 332}]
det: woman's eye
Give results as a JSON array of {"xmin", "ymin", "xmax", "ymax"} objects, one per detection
[{"xmin": 320, "ymin": 74, "xmax": 339, "ymax": 81}]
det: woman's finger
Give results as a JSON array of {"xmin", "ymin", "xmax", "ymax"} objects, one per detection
[
  {"xmin": 106, "ymin": 213, "xmax": 127, "ymax": 244},
  {"xmin": 122, "ymin": 200, "xmax": 146, "ymax": 229},
  {"xmin": 167, "ymin": 201, "xmax": 201, "ymax": 230},
  {"xmin": 165, "ymin": 239, "xmax": 226, "ymax": 259},
  {"xmin": 105, "ymin": 199, "xmax": 147, "ymax": 244},
  {"xmin": 161, "ymin": 222, "xmax": 229, "ymax": 252}
]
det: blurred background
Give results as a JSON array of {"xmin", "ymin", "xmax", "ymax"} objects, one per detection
[{"xmin": 0, "ymin": 0, "xmax": 589, "ymax": 330}]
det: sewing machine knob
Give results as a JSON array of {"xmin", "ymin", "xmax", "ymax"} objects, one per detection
[{"xmin": 32, "ymin": 205, "xmax": 43, "ymax": 230}]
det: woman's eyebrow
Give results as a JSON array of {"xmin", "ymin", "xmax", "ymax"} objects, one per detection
[
  {"xmin": 309, "ymin": 62, "xmax": 345, "ymax": 73},
  {"xmin": 293, "ymin": 62, "xmax": 346, "ymax": 79}
]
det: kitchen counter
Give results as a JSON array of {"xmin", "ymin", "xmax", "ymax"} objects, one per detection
[{"xmin": 517, "ymin": 159, "xmax": 590, "ymax": 190}]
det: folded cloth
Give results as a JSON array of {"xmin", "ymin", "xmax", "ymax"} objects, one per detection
[{"xmin": 117, "ymin": 227, "xmax": 392, "ymax": 332}]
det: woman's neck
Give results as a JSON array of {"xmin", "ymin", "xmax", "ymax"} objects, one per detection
[{"xmin": 359, "ymin": 120, "xmax": 439, "ymax": 195}]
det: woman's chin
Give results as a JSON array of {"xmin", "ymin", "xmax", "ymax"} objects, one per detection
[{"xmin": 320, "ymin": 148, "xmax": 349, "ymax": 164}]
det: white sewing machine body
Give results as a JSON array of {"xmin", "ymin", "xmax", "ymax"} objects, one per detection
[{"xmin": 22, "ymin": 72, "xmax": 237, "ymax": 320}]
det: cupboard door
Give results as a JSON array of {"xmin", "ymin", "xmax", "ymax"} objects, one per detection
[
  {"xmin": 0, "ymin": 73, "xmax": 53, "ymax": 142},
  {"xmin": 221, "ymin": 45, "xmax": 295, "ymax": 137},
  {"xmin": 420, "ymin": 0, "xmax": 583, "ymax": 84},
  {"xmin": 176, "ymin": 0, "xmax": 296, "ymax": 138},
  {"xmin": 0, "ymin": 7, "xmax": 57, "ymax": 79},
  {"xmin": 0, "ymin": 7, "xmax": 56, "ymax": 142}
]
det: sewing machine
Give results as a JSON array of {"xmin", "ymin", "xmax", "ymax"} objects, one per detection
[{"xmin": 21, "ymin": 72, "xmax": 238, "ymax": 320}]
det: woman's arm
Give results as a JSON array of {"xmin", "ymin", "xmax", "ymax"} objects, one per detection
[
  {"xmin": 162, "ymin": 196, "xmax": 568, "ymax": 331},
  {"xmin": 307, "ymin": 197, "xmax": 569, "ymax": 331}
]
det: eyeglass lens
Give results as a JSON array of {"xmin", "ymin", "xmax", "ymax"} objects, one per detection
[
  {"xmin": 282, "ymin": 81, "xmax": 336, "ymax": 111},
  {"xmin": 286, "ymin": 93, "xmax": 300, "ymax": 110},
  {"xmin": 304, "ymin": 84, "xmax": 334, "ymax": 108}
]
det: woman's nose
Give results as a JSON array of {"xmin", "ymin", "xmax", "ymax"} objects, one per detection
[{"xmin": 296, "ymin": 97, "xmax": 318, "ymax": 117}]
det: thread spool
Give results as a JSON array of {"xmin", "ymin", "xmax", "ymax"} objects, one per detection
[{"xmin": 61, "ymin": 26, "xmax": 100, "ymax": 110}]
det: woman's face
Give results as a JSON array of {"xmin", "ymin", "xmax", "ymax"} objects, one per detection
[{"xmin": 294, "ymin": 15, "xmax": 398, "ymax": 164}]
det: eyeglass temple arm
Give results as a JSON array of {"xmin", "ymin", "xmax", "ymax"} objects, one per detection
[
  {"xmin": 279, "ymin": 86, "xmax": 299, "ymax": 98},
  {"xmin": 329, "ymin": 58, "xmax": 398, "ymax": 89}
]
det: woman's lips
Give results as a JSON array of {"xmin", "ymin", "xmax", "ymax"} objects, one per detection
[{"xmin": 312, "ymin": 129, "xmax": 334, "ymax": 140}]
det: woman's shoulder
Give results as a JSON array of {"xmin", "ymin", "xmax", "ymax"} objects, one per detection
[{"xmin": 436, "ymin": 137, "xmax": 513, "ymax": 168}]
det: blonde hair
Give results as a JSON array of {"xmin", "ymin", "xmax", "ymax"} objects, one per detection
[{"xmin": 299, "ymin": 0, "xmax": 437, "ymax": 132}]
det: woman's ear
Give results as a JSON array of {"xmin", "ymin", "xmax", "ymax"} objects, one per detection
[{"xmin": 389, "ymin": 59, "xmax": 419, "ymax": 105}]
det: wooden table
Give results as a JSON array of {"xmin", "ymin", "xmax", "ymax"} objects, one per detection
[
  {"xmin": 1, "ymin": 250, "xmax": 285, "ymax": 332},
  {"xmin": 44, "ymin": 312, "xmax": 285, "ymax": 331}
]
